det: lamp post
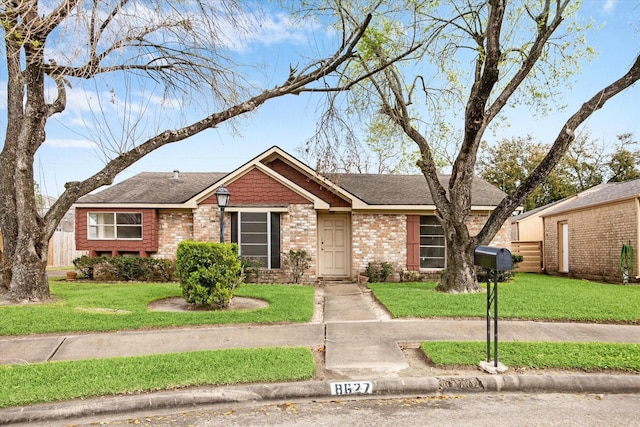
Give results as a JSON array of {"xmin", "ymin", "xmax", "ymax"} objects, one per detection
[{"xmin": 214, "ymin": 185, "xmax": 231, "ymax": 242}]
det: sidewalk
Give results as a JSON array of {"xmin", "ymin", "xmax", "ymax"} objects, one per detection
[{"xmin": 2, "ymin": 282, "xmax": 640, "ymax": 424}]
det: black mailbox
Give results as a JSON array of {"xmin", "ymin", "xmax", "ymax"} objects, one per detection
[{"xmin": 474, "ymin": 246, "xmax": 512, "ymax": 271}]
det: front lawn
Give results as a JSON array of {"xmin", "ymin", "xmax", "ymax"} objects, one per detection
[
  {"xmin": 369, "ymin": 273, "xmax": 640, "ymax": 322},
  {"xmin": 423, "ymin": 341, "xmax": 640, "ymax": 372},
  {"xmin": 0, "ymin": 347, "xmax": 315, "ymax": 408},
  {"xmin": 0, "ymin": 281, "xmax": 315, "ymax": 335}
]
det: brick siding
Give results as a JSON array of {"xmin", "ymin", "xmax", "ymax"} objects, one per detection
[
  {"xmin": 281, "ymin": 204, "xmax": 318, "ymax": 282},
  {"xmin": 156, "ymin": 210, "xmax": 193, "ymax": 259},
  {"xmin": 353, "ymin": 212, "xmax": 511, "ymax": 279},
  {"xmin": 544, "ymin": 199, "xmax": 638, "ymax": 282},
  {"xmin": 352, "ymin": 213, "xmax": 406, "ymax": 278}
]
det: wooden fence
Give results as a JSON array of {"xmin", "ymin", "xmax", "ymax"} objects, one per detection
[
  {"xmin": 48, "ymin": 231, "xmax": 86, "ymax": 267},
  {"xmin": 2, "ymin": 231, "xmax": 84, "ymax": 268},
  {"xmin": 511, "ymin": 240, "xmax": 543, "ymax": 273}
]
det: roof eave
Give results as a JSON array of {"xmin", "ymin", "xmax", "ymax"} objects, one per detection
[{"xmin": 73, "ymin": 202, "xmax": 197, "ymax": 209}]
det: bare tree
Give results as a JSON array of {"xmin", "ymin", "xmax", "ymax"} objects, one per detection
[
  {"xmin": 0, "ymin": 0, "xmax": 399, "ymax": 302},
  {"xmin": 325, "ymin": 0, "xmax": 640, "ymax": 292}
]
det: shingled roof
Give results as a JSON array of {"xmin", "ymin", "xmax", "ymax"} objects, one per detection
[
  {"xmin": 543, "ymin": 179, "xmax": 640, "ymax": 216},
  {"xmin": 78, "ymin": 170, "xmax": 505, "ymax": 207},
  {"xmin": 332, "ymin": 173, "xmax": 506, "ymax": 206},
  {"xmin": 77, "ymin": 172, "xmax": 226, "ymax": 204}
]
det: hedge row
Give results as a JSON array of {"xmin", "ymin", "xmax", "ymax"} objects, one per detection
[{"xmin": 72, "ymin": 255, "xmax": 176, "ymax": 282}]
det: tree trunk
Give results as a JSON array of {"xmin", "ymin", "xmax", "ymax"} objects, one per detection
[
  {"xmin": 0, "ymin": 209, "xmax": 50, "ymax": 302},
  {"xmin": 436, "ymin": 214, "xmax": 482, "ymax": 294}
]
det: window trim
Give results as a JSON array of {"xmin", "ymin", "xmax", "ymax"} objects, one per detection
[{"xmin": 87, "ymin": 212, "xmax": 143, "ymax": 241}]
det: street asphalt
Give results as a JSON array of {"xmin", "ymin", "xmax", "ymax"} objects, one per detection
[{"xmin": 1, "ymin": 281, "xmax": 639, "ymax": 425}]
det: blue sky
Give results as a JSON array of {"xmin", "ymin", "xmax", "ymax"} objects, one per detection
[{"xmin": 6, "ymin": 1, "xmax": 639, "ymax": 197}]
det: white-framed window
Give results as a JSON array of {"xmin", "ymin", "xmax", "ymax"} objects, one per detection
[
  {"xmin": 230, "ymin": 212, "xmax": 281, "ymax": 268},
  {"xmin": 420, "ymin": 216, "xmax": 445, "ymax": 269},
  {"xmin": 88, "ymin": 212, "xmax": 142, "ymax": 240}
]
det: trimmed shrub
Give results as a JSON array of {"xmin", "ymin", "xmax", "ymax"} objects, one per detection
[
  {"xmin": 365, "ymin": 261, "xmax": 394, "ymax": 283},
  {"xmin": 150, "ymin": 258, "xmax": 176, "ymax": 282},
  {"xmin": 72, "ymin": 255, "xmax": 176, "ymax": 282},
  {"xmin": 176, "ymin": 241, "xmax": 242, "ymax": 308},
  {"xmin": 108, "ymin": 256, "xmax": 150, "ymax": 281},
  {"xmin": 240, "ymin": 257, "xmax": 262, "ymax": 283},
  {"xmin": 282, "ymin": 249, "xmax": 311, "ymax": 283},
  {"xmin": 72, "ymin": 255, "xmax": 107, "ymax": 280}
]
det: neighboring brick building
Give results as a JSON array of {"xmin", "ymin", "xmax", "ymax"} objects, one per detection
[
  {"xmin": 542, "ymin": 179, "xmax": 640, "ymax": 283},
  {"xmin": 75, "ymin": 146, "xmax": 510, "ymax": 283}
]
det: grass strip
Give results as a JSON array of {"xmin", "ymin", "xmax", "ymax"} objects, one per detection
[
  {"xmin": 422, "ymin": 341, "xmax": 640, "ymax": 371},
  {"xmin": 369, "ymin": 274, "xmax": 640, "ymax": 322},
  {"xmin": 0, "ymin": 347, "xmax": 315, "ymax": 408},
  {"xmin": 0, "ymin": 282, "xmax": 315, "ymax": 335}
]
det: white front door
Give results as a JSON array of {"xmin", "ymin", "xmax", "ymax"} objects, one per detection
[
  {"xmin": 319, "ymin": 214, "xmax": 350, "ymax": 277},
  {"xmin": 559, "ymin": 222, "xmax": 569, "ymax": 273}
]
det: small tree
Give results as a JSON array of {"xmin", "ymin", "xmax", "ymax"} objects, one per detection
[
  {"xmin": 176, "ymin": 241, "xmax": 242, "ymax": 309},
  {"xmin": 282, "ymin": 249, "xmax": 311, "ymax": 284}
]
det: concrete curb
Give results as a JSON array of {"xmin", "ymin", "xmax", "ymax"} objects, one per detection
[{"xmin": 2, "ymin": 375, "xmax": 640, "ymax": 425}]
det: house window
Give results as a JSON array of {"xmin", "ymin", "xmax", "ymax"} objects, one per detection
[
  {"xmin": 420, "ymin": 216, "xmax": 445, "ymax": 269},
  {"xmin": 231, "ymin": 212, "xmax": 281, "ymax": 268},
  {"xmin": 88, "ymin": 212, "xmax": 142, "ymax": 240}
]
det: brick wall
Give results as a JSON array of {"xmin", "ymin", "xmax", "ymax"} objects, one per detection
[
  {"xmin": 281, "ymin": 204, "xmax": 318, "ymax": 282},
  {"xmin": 544, "ymin": 200, "xmax": 638, "ymax": 282},
  {"xmin": 353, "ymin": 212, "xmax": 512, "ymax": 279},
  {"xmin": 75, "ymin": 208, "xmax": 158, "ymax": 256},
  {"xmin": 467, "ymin": 212, "xmax": 511, "ymax": 248},
  {"xmin": 192, "ymin": 204, "xmax": 222, "ymax": 242},
  {"xmin": 352, "ymin": 213, "xmax": 406, "ymax": 277},
  {"xmin": 156, "ymin": 210, "xmax": 193, "ymax": 259}
]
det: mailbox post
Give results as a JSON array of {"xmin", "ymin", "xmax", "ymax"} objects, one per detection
[{"xmin": 474, "ymin": 245, "xmax": 512, "ymax": 374}]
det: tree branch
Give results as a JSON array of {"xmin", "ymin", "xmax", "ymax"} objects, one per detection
[
  {"xmin": 477, "ymin": 53, "xmax": 640, "ymax": 243},
  {"xmin": 44, "ymin": 13, "xmax": 376, "ymax": 237}
]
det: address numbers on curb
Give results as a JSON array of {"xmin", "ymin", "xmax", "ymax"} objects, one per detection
[{"xmin": 330, "ymin": 381, "xmax": 373, "ymax": 395}]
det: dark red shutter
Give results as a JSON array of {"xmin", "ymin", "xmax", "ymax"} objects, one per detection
[{"xmin": 406, "ymin": 215, "xmax": 420, "ymax": 270}]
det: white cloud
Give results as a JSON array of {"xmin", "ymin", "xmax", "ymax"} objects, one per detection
[
  {"xmin": 603, "ymin": 0, "xmax": 618, "ymax": 13},
  {"xmin": 217, "ymin": 11, "xmax": 325, "ymax": 53},
  {"xmin": 43, "ymin": 138, "xmax": 97, "ymax": 149}
]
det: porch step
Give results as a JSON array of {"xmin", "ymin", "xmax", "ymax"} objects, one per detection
[{"xmin": 318, "ymin": 277, "xmax": 354, "ymax": 286}]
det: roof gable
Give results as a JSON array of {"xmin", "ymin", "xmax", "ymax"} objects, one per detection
[
  {"xmin": 199, "ymin": 168, "xmax": 311, "ymax": 206},
  {"xmin": 265, "ymin": 158, "xmax": 351, "ymax": 207}
]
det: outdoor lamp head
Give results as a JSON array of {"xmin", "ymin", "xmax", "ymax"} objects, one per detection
[{"xmin": 214, "ymin": 185, "xmax": 231, "ymax": 208}]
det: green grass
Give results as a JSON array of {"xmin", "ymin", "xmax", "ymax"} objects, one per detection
[
  {"xmin": 0, "ymin": 281, "xmax": 315, "ymax": 335},
  {"xmin": 422, "ymin": 341, "xmax": 640, "ymax": 372},
  {"xmin": 369, "ymin": 273, "xmax": 640, "ymax": 322},
  {"xmin": 0, "ymin": 347, "xmax": 315, "ymax": 408}
]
